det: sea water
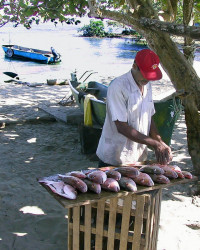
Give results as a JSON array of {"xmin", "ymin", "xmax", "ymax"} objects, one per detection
[{"xmin": 0, "ymin": 21, "xmax": 199, "ymax": 84}]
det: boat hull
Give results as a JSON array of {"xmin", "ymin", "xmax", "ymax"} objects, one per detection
[
  {"xmin": 2, "ymin": 45, "xmax": 61, "ymax": 64},
  {"xmin": 69, "ymin": 78, "xmax": 182, "ymax": 146}
]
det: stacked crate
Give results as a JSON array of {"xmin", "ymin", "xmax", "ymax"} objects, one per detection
[{"xmin": 68, "ymin": 189, "xmax": 162, "ymax": 250}]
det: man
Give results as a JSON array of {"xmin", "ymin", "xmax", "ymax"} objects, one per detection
[{"xmin": 96, "ymin": 49, "xmax": 172, "ymax": 167}]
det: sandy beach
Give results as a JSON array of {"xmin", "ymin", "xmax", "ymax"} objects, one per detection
[{"xmin": 0, "ymin": 78, "xmax": 200, "ymax": 250}]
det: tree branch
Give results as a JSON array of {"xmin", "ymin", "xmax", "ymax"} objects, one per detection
[{"xmin": 88, "ymin": 7, "xmax": 200, "ymax": 40}]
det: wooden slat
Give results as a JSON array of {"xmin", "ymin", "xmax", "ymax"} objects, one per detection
[
  {"xmin": 73, "ymin": 206, "xmax": 80, "ymax": 250},
  {"xmin": 151, "ymin": 189, "xmax": 162, "ymax": 250},
  {"xmin": 95, "ymin": 200, "xmax": 105, "ymax": 250},
  {"xmin": 142, "ymin": 195, "xmax": 151, "ymax": 250},
  {"xmin": 84, "ymin": 204, "xmax": 92, "ymax": 250},
  {"xmin": 107, "ymin": 197, "xmax": 118, "ymax": 250},
  {"xmin": 92, "ymin": 199, "xmax": 149, "ymax": 219},
  {"xmin": 150, "ymin": 191, "xmax": 158, "ymax": 250},
  {"xmin": 68, "ymin": 208, "xmax": 73, "ymax": 250},
  {"xmin": 132, "ymin": 195, "xmax": 145, "ymax": 250},
  {"xmin": 119, "ymin": 194, "xmax": 133, "ymax": 250},
  {"xmin": 148, "ymin": 190, "xmax": 158, "ymax": 250},
  {"xmin": 69, "ymin": 224, "xmax": 146, "ymax": 245}
]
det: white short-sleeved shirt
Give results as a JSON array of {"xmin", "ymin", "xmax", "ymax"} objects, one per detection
[{"xmin": 96, "ymin": 70, "xmax": 155, "ymax": 166}]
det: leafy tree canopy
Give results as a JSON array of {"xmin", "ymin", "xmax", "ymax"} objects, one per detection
[{"xmin": 0, "ymin": 0, "xmax": 199, "ymax": 40}]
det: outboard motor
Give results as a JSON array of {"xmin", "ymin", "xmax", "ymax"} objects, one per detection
[{"xmin": 51, "ymin": 47, "xmax": 60, "ymax": 61}]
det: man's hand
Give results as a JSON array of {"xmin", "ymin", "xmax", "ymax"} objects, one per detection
[{"xmin": 154, "ymin": 141, "xmax": 173, "ymax": 165}]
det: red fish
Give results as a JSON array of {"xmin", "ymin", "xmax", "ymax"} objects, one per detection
[
  {"xmin": 118, "ymin": 177, "xmax": 137, "ymax": 192},
  {"xmin": 101, "ymin": 178, "xmax": 120, "ymax": 192},
  {"xmin": 114, "ymin": 167, "xmax": 139, "ymax": 178},
  {"xmin": 167, "ymin": 165, "xmax": 182, "ymax": 172},
  {"xmin": 165, "ymin": 165, "xmax": 185, "ymax": 179},
  {"xmin": 66, "ymin": 171, "xmax": 86, "ymax": 179},
  {"xmin": 149, "ymin": 174, "xmax": 170, "ymax": 184},
  {"xmin": 160, "ymin": 166, "xmax": 178, "ymax": 179},
  {"xmin": 182, "ymin": 171, "xmax": 193, "ymax": 179},
  {"xmin": 58, "ymin": 174, "xmax": 88, "ymax": 193},
  {"xmin": 140, "ymin": 165, "xmax": 165, "ymax": 175},
  {"xmin": 83, "ymin": 179, "xmax": 101, "ymax": 194},
  {"xmin": 87, "ymin": 170, "xmax": 107, "ymax": 184},
  {"xmin": 82, "ymin": 169, "xmax": 97, "ymax": 175},
  {"xmin": 105, "ymin": 170, "xmax": 121, "ymax": 181},
  {"xmin": 132, "ymin": 172, "xmax": 154, "ymax": 187},
  {"xmin": 41, "ymin": 180, "xmax": 77, "ymax": 200}
]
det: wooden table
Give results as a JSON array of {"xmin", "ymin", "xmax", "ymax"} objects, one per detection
[{"xmin": 40, "ymin": 177, "xmax": 197, "ymax": 250}]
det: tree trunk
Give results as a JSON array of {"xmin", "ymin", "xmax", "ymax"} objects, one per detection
[
  {"xmin": 183, "ymin": 0, "xmax": 195, "ymax": 65},
  {"xmin": 127, "ymin": 0, "xmax": 200, "ymax": 175},
  {"xmin": 145, "ymin": 32, "xmax": 200, "ymax": 175}
]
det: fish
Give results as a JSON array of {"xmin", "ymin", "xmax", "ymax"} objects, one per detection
[
  {"xmin": 132, "ymin": 172, "xmax": 154, "ymax": 187},
  {"xmin": 118, "ymin": 177, "xmax": 137, "ymax": 192},
  {"xmin": 38, "ymin": 174, "xmax": 60, "ymax": 182},
  {"xmin": 58, "ymin": 174, "xmax": 88, "ymax": 193},
  {"xmin": 82, "ymin": 169, "xmax": 97, "ymax": 175},
  {"xmin": 83, "ymin": 179, "xmax": 101, "ymax": 194},
  {"xmin": 87, "ymin": 170, "xmax": 107, "ymax": 184},
  {"xmin": 160, "ymin": 166, "xmax": 178, "ymax": 179},
  {"xmin": 182, "ymin": 171, "xmax": 193, "ymax": 179},
  {"xmin": 148, "ymin": 174, "xmax": 170, "ymax": 184},
  {"xmin": 101, "ymin": 178, "xmax": 120, "ymax": 192},
  {"xmin": 41, "ymin": 180, "xmax": 77, "ymax": 200},
  {"xmin": 62, "ymin": 184, "xmax": 77, "ymax": 200},
  {"xmin": 65, "ymin": 171, "xmax": 86, "ymax": 179},
  {"xmin": 105, "ymin": 170, "xmax": 121, "ymax": 181},
  {"xmin": 139, "ymin": 165, "xmax": 165, "ymax": 175},
  {"xmin": 114, "ymin": 167, "xmax": 140, "ymax": 178},
  {"xmin": 167, "ymin": 165, "xmax": 182, "ymax": 172},
  {"xmin": 165, "ymin": 165, "xmax": 185, "ymax": 179}
]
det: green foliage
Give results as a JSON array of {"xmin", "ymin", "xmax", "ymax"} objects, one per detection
[
  {"xmin": 78, "ymin": 20, "xmax": 106, "ymax": 37},
  {"xmin": 0, "ymin": 0, "xmax": 199, "ymax": 29},
  {"xmin": 0, "ymin": 0, "xmax": 87, "ymax": 28},
  {"xmin": 121, "ymin": 28, "xmax": 140, "ymax": 36}
]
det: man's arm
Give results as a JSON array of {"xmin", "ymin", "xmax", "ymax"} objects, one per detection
[
  {"xmin": 115, "ymin": 119, "xmax": 172, "ymax": 164},
  {"xmin": 149, "ymin": 118, "xmax": 173, "ymax": 164}
]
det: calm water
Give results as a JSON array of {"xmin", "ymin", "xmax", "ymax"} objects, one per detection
[{"xmin": 0, "ymin": 22, "xmax": 199, "ymax": 83}]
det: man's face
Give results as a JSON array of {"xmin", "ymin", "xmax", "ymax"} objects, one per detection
[{"xmin": 133, "ymin": 63, "xmax": 149, "ymax": 87}]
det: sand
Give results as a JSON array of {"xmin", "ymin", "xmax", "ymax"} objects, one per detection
[{"xmin": 0, "ymin": 79, "xmax": 200, "ymax": 250}]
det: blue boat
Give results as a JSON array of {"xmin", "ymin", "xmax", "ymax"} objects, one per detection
[{"xmin": 2, "ymin": 45, "xmax": 61, "ymax": 64}]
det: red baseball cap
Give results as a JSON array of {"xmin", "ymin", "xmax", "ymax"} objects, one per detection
[{"xmin": 135, "ymin": 49, "xmax": 162, "ymax": 81}]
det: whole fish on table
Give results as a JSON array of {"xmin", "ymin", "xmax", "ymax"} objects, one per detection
[
  {"xmin": 38, "ymin": 174, "xmax": 60, "ymax": 182},
  {"xmin": 118, "ymin": 177, "xmax": 137, "ymax": 192},
  {"xmin": 159, "ymin": 166, "xmax": 178, "ymax": 179},
  {"xmin": 83, "ymin": 179, "xmax": 101, "ymax": 194},
  {"xmin": 87, "ymin": 170, "xmax": 107, "ymax": 184},
  {"xmin": 58, "ymin": 174, "xmax": 88, "ymax": 193},
  {"xmin": 139, "ymin": 165, "xmax": 164, "ymax": 175},
  {"xmin": 148, "ymin": 174, "xmax": 170, "ymax": 184},
  {"xmin": 132, "ymin": 172, "xmax": 154, "ymax": 187},
  {"xmin": 114, "ymin": 167, "xmax": 139, "ymax": 178},
  {"xmin": 82, "ymin": 169, "xmax": 98, "ymax": 175},
  {"xmin": 105, "ymin": 170, "xmax": 121, "ymax": 181},
  {"xmin": 165, "ymin": 165, "xmax": 185, "ymax": 179},
  {"xmin": 182, "ymin": 171, "xmax": 193, "ymax": 179},
  {"xmin": 101, "ymin": 178, "xmax": 120, "ymax": 192},
  {"xmin": 39, "ymin": 180, "xmax": 77, "ymax": 200},
  {"xmin": 65, "ymin": 171, "xmax": 86, "ymax": 179}
]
